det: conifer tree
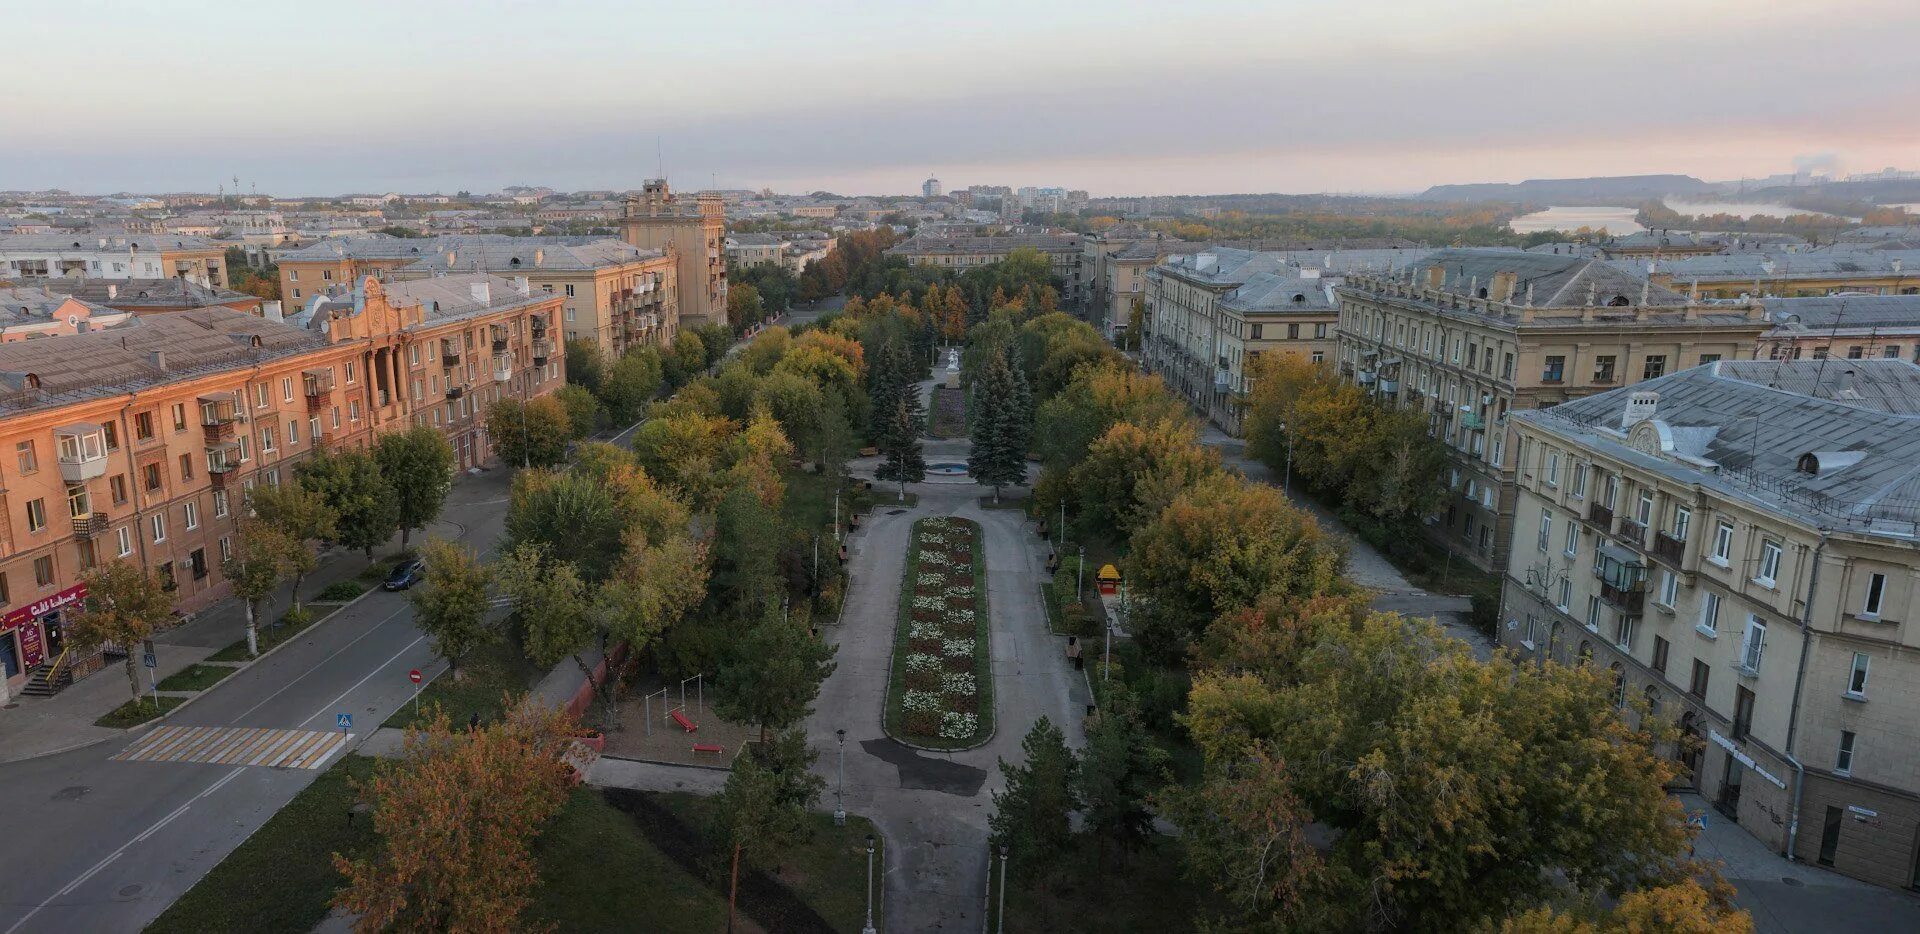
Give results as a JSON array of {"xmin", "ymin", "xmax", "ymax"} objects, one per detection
[
  {"xmin": 875, "ymin": 394, "xmax": 926, "ymax": 498},
  {"xmin": 968, "ymin": 347, "xmax": 1031, "ymax": 501}
]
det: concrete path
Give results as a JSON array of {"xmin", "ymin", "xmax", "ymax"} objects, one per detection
[{"xmin": 809, "ymin": 433, "xmax": 1079, "ymax": 933}]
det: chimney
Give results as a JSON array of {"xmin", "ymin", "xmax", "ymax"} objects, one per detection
[
  {"xmin": 533, "ymin": 248, "xmax": 544, "ymax": 267},
  {"xmin": 148, "ymin": 350, "xmax": 167, "ymax": 371},
  {"xmin": 512, "ymin": 276, "xmax": 530, "ymax": 296},
  {"xmin": 1491, "ymin": 270, "xmax": 1518, "ymax": 302},
  {"xmin": 263, "ymin": 300, "xmax": 284, "ymax": 322},
  {"xmin": 470, "ymin": 281, "xmax": 491, "ymax": 306},
  {"xmin": 1424, "ymin": 265, "xmax": 1445, "ymax": 289},
  {"xmin": 1622, "ymin": 391, "xmax": 1660, "ymax": 429},
  {"xmin": 97, "ymin": 237, "xmax": 107, "ymax": 248},
  {"xmin": 107, "ymin": 283, "xmax": 118, "ymax": 300}
]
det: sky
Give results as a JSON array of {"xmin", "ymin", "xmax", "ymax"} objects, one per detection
[{"xmin": 9, "ymin": 0, "xmax": 1920, "ymax": 198}]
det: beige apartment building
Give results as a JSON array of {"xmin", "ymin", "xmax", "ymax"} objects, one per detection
[
  {"xmin": 1335, "ymin": 249, "xmax": 1770, "ymax": 569},
  {"xmin": 0, "ymin": 275, "xmax": 563, "ymax": 701},
  {"xmin": 1499, "ymin": 361, "xmax": 1920, "ymax": 891},
  {"xmin": 1627, "ymin": 251, "xmax": 1920, "ymax": 300},
  {"xmin": 1081, "ymin": 226, "xmax": 1200, "ymax": 335},
  {"xmin": 1758, "ymin": 295, "xmax": 1920, "ymax": 364},
  {"xmin": 0, "ymin": 234, "xmax": 229, "ymax": 289},
  {"xmin": 617, "ymin": 180, "xmax": 727, "ymax": 327},
  {"xmin": 277, "ymin": 236, "xmax": 676, "ymax": 357},
  {"xmin": 885, "ymin": 232, "xmax": 1087, "ymax": 307}
]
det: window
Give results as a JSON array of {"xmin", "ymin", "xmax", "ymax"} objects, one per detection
[
  {"xmin": 282, "ymin": 377, "xmax": 294, "ymax": 402},
  {"xmin": 253, "ymin": 383, "xmax": 269, "ymax": 408},
  {"xmin": 1642, "ymin": 355, "xmax": 1667, "ymax": 379},
  {"xmin": 1689, "ymin": 659, "xmax": 1710, "ymax": 698},
  {"xmin": 1635, "ymin": 489, "xmax": 1654, "ymax": 525},
  {"xmin": 183, "ymin": 501, "xmax": 199, "ymax": 531},
  {"xmin": 1698, "ymin": 591, "xmax": 1722, "ymax": 636},
  {"xmin": 1847, "ymin": 653, "xmax": 1870, "ymax": 698},
  {"xmin": 16, "ymin": 440, "xmax": 37, "ymax": 474},
  {"xmin": 345, "ymin": 361, "xmax": 358, "ymax": 384},
  {"xmin": 1543, "ymin": 355, "xmax": 1565, "ymax": 382},
  {"xmin": 110, "ymin": 474, "xmax": 128, "ymax": 505},
  {"xmin": 287, "ymin": 419, "xmax": 299, "ymax": 446},
  {"xmin": 1524, "ymin": 614, "xmax": 1539, "ymax": 648},
  {"xmin": 219, "ymin": 536, "xmax": 232, "ymax": 563},
  {"xmin": 1593, "ymin": 355, "xmax": 1616, "ymax": 382},
  {"xmin": 1287, "ymin": 323, "xmax": 1300, "ymax": 339},
  {"xmin": 1564, "ymin": 521, "xmax": 1579, "ymax": 557},
  {"xmin": 66, "ymin": 484, "xmax": 89, "ymax": 519},
  {"xmin": 1615, "ymin": 614, "xmax": 1635, "ymax": 651},
  {"xmin": 1314, "ymin": 323, "xmax": 1327, "ymax": 339},
  {"xmin": 1502, "ymin": 352, "xmax": 1514, "ymax": 380},
  {"xmin": 179, "ymin": 453, "xmax": 193, "ymax": 481},
  {"xmin": 1699, "ymin": 353, "xmax": 1721, "ymax": 365},
  {"xmin": 1538, "ymin": 511, "xmax": 1552, "ymax": 551},
  {"xmin": 0, "ymin": 572, "xmax": 8, "ymax": 604},
  {"xmin": 102, "ymin": 420, "xmax": 119, "ymax": 450},
  {"xmin": 1862, "ymin": 572, "xmax": 1886, "ymax": 617},
  {"xmin": 25, "ymin": 498, "xmax": 46, "ymax": 533},
  {"xmin": 1546, "ymin": 452, "xmax": 1560, "ymax": 486},
  {"xmin": 564, "ymin": 284, "xmax": 576, "ymax": 297},
  {"xmin": 260, "ymin": 425, "xmax": 276, "ymax": 452},
  {"xmin": 171, "ymin": 402, "xmax": 187, "ymax": 432},
  {"xmin": 1557, "ymin": 577, "xmax": 1571, "ymax": 612},
  {"xmin": 1884, "ymin": 346, "xmax": 1901, "ymax": 359},
  {"xmin": 1711, "ymin": 521, "xmax": 1733, "ymax": 565},
  {"xmin": 1847, "ymin": 345, "xmax": 1864, "ymax": 360},
  {"xmin": 134, "ymin": 411, "xmax": 154, "ymax": 441},
  {"xmin": 213, "ymin": 489, "xmax": 229, "ymax": 518},
  {"xmin": 116, "ymin": 526, "xmax": 133, "ymax": 558},
  {"xmin": 1586, "ymin": 595, "xmax": 1602, "ymax": 631},
  {"xmin": 1602, "ymin": 473, "xmax": 1618, "ymax": 509},
  {"xmin": 1658, "ymin": 570, "xmax": 1678, "ymax": 608},
  {"xmin": 33, "ymin": 555, "xmax": 55, "ymax": 587},
  {"xmin": 1672, "ymin": 506, "xmax": 1691, "ymax": 542},
  {"xmin": 1835, "ymin": 731, "xmax": 1856, "ymax": 775},
  {"xmin": 1733, "ymin": 686, "xmax": 1756, "ymax": 740},
  {"xmin": 190, "ymin": 548, "xmax": 207, "ymax": 580},
  {"xmin": 1756, "ymin": 540, "xmax": 1783, "ymax": 586},
  {"xmin": 143, "ymin": 463, "xmax": 163, "ymax": 491},
  {"xmin": 1571, "ymin": 464, "xmax": 1588, "ymax": 499},
  {"xmin": 150, "ymin": 513, "xmax": 167, "ymax": 543},
  {"xmin": 1739, "ymin": 616, "xmax": 1766, "ymax": 672},
  {"xmin": 1652, "ymin": 635, "xmax": 1670, "ymax": 674}
]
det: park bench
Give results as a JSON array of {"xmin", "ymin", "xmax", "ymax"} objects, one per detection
[
  {"xmin": 671, "ymin": 709, "xmax": 698, "ymax": 733},
  {"xmin": 692, "ymin": 743, "xmax": 724, "ymax": 755}
]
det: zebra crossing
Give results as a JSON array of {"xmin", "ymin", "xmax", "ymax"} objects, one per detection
[{"xmin": 112, "ymin": 725, "xmax": 351, "ymax": 770}]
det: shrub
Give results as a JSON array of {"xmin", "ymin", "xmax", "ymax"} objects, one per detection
[{"xmin": 317, "ymin": 581, "xmax": 366, "ymax": 602}]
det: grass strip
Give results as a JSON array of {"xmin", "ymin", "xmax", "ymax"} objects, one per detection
[
  {"xmin": 93, "ymin": 694, "xmax": 187, "ymax": 728},
  {"xmin": 155, "ymin": 663, "xmax": 239, "ymax": 692}
]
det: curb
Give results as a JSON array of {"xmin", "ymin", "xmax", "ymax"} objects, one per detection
[
  {"xmin": 594, "ymin": 752, "xmax": 735, "ymax": 774},
  {"xmin": 879, "ymin": 514, "xmax": 998, "ymax": 755}
]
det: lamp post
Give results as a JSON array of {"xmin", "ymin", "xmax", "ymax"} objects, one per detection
[
  {"xmin": 1076, "ymin": 545, "xmax": 1085, "ymax": 603},
  {"xmin": 863, "ymin": 834, "xmax": 878, "ymax": 934},
  {"xmin": 834, "ymin": 728, "xmax": 847, "ymax": 826},
  {"xmin": 1280, "ymin": 421, "xmax": 1294, "ymax": 497},
  {"xmin": 996, "ymin": 844, "xmax": 1009, "ymax": 934}
]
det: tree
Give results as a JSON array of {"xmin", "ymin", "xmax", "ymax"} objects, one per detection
[
  {"xmin": 875, "ymin": 395, "xmax": 926, "ymax": 498},
  {"xmin": 966, "ymin": 347, "xmax": 1031, "ymax": 501},
  {"xmin": 247, "ymin": 484, "xmax": 334, "ymax": 612},
  {"xmin": 332, "ymin": 703, "xmax": 576, "ymax": 933},
  {"xmin": 1489, "ymin": 879, "xmax": 1752, "ymax": 933},
  {"xmin": 989, "ymin": 717, "xmax": 1079, "ymax": 875},
  {"xmin": 223, "ymin": 520, "xmax": 296, "ymax": 657},
  {"xmin": 410, "ymin": 538, "xmax": 495, "ymax": 680},
  {"xmin": 502, "ymin": 469, "xmax": 626, "ymax": 584},
  {"xmin": 1162, "ymin": 743, "xmax": 1326, "ymax": 929},
  {"xmin": 1070, "ymin": 419, "xmax": 1224, "ymax": 538},
  {"xmin": 1033, "ymin": 363, "xmax": 1189, "ymax": 474},
  {"xmin": 1127, "ymin": 474, "xmax": 1347, "ymax": 660},
  {"xmin": 594, "ymin": 523, "xmax": 709, "ymax": 701},
  {"xmin": 375, "ymin": 426, "xmax": 455, "ymax": 552},
  {"xmin": 715, "ymin": 603, "xmax": 836, "ymax": 743},
  {"xmin": 713, "ymin": 729, "xmax": 823, "ymax": 930},
  {"xmin": 1076, "ymin": 699, "xmax": 1170, "ymax": 863},
  {"xmin": 664, "ymin": 328, "xmax": 708, "ymax": 386},
  {"xmin": 564, "ymin": 338, "xmax": 607, "ymax": 394},
  {"xmin": 66, "ymin": 561, "xmax": 175, "ymax": 702},
  {"xmin": 629, "ymin": 409, "xmax": 735, "ymax": 511},
  {"xmin": 484, "ymin": 396, "xmax": 571, "ymax": 471},
  {"xmin": 940, "ymin": 283, "xmax": 970, "ymax": 342},
  {"xmin": 727, "ymin": 281, "xmax": 765, "ymax": 332},
  {"xmin": 494, "ymin": 544, "xmax": 597, "ymax": 679},
  {"xmin": 599, "ymin": 346, "xmax": 664, "ymax": 425},
  {"xmin": 297, "ymin": 445, "xmax": 400, "ymax": 561},
  {"xmin": 553, "ymin": 384, "xmax": 602, "ymax": 438}
]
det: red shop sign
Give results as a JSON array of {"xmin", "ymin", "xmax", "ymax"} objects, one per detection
[{"xmin": 2, "ymin": 582, "xmax": 88, "ymax": 633}]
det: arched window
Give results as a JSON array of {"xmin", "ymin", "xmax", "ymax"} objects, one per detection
[
  {"xmin": 1578, "ymin": 640, "xmax": 1593, "ymax": 665},
  {"xmin": 1607, "ymin": 295, "xmax": 1631, "ymax": 307},
  {"xmin": 1609, "ymin": 661, "xmax": 1626, "ymax": 707},
  {"xmin": 1292, "ymin": 293, "xmax": 1306, "ymax": 304},
  {"xmin": 1477, "ymin": 287, "xmax": 1488, "ymax": 299},
  {"xmin": 1643, "ymin": 684, "xmax": 1661, "ymax": 718}
]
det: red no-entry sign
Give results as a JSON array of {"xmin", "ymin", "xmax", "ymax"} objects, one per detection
[{"xmin": 408, "ymin": 668, "xmax": 422, "ymax": 685}]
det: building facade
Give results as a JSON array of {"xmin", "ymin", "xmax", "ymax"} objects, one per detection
[
  {"xmin": 616, "ymin": 180, "xmax": 727, "ymax": 327},
  {"xmin": 885, "ymin": 232, "xmax": 1086, "ymax": 306},
  {"xmin": 1758, "ymin": 295, "xmax": 1920, "ymax": 363},
  {"xmin": 0, "ymin": 275, "xmax": 562, "ymax": 701},
  {"xmin": 1499, "ymin": 361, "xmax": 1920, "ymax": 891},
  {"xmin": 0, "ymin": 288, "xmax": 130, "ymax": 341},
  {"xmin": 1334, "ymin": 249, "xmax": 1770, "ymax": 570},
  {"xmin": 0, "ymin": 234, "xmax": 228, "ymax": 289}
]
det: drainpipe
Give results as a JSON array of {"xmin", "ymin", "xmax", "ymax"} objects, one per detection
[{"xmin": 1781, "ymin": 530, "xmax": 1829, "ymax": 863}]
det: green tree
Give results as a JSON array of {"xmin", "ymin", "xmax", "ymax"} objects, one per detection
[
  {"xmin": 966, "ymin": 347, "xmax": 1031, "ymax": 501},
  {"xmin": 494, "ymin": 544, "xmax": 596, "ymax": 678},
  {"xmin": 1033, "ymin": 362, "xmax": 1189, "ymax": 474},
  {"xmin": 1070, "ymin": 419, "xmax": 1224, "ymax": 539},
  {"xmin": 484, "ymin": 396, "xmax": 571, "ymax": 470},
  {"xmin": 709, "ymin": 479, "xmax": 783, "ymax": 620},
  {"xmin": 1076, "ymin": 699, "xmax": 1170, "ymax": 864},
  {"xmin": 599, "ymin": 347, "xmax": 664, "ymax": 425},
  {"xmin": 664, "ymin": 328, "xmax": 708, "ymax": 386},
  {"xmin": 715, "ymin": 603, "xmax": 836, "ymax": 743},
  {"xmin": 67, "ymin": 561, "xmax": 176, "ymax": 702},
  {"xmin": 374, "ymin": 426, "xmax": 455, "ymax": 552},
  {"xmin": 222, "ymin": 519, "xmax": 295, "ymax": 657},
  {"xmin": 1161, "ymin": 743, "xmax": 1327, "ymax": 929},
  {"xmin": 564, "ymin": 338, "xmax": 607, "ymax": 394},
  {"xmin": 865, "ymin": 341, "xmax": 911, "ymax": 445},
  {"xmin": 874, "ymin": 395, "xmax": 926, "ymax": 498},
  {"xmin": 246, "ymin": 484, "xmax": 334, "ymax": 612},
  {"xmin": 629, "ymin": 409, "xmax": 734, "ymax": 511},
  {"xmin": 297, "ymin": 446, "xmax": 400, "ymax": 561},
  {"xmin": 553, "ymin": 384, "xmax": 602, "ymax": 439},
  {"xmin": 713, "ymin": 729, "xmax": 823, "ymax": 930},
  {"xmin": 501, "ymin": 469, "xmax": 625, "ymax": 584},
  {"xmin": 410, "ymin": 538, "xmax": 495, "ymax": 680},
  {"xmin": 727, "ymin": 281, "xmax": 765, "ymax": 332},
  {"xmin": 989, "ymin": 717, "xmax": 1079, "ymax": 874},
  {"xmin": 1488, "ymin": 879, "xmax": 1752, "ymax": 933}
]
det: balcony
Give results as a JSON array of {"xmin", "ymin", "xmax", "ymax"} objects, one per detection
[
  {"xmin": 1652, "ymin": 532, "xmax": 1686, "ymax": 566},
  {"xmin": 206, "ymin": 443, "xmax": 239, "ymax": 486},
  {"xmin": 441, "ymin": 345, "xmax": 462, "ymax": 367},
  {"xmin": 199, "ymin": 392, "xmax": 239, "ymax": 439},
  {"xmin": 1599, "ymin": 580, "xmax": 1646, "ymax": 615},
  {"xmin": 303, "ymin": 369, "xmax": 334, "ymax": 412},
  {"xmin": 1460, "ymin": 411, "xmax": 1487, "ymax": 431},
  {"xmin": 1356, "ymin": 369, "xmax": 1376, "ymax": 386},
  {"xmin": 72, "ymin": 512, "xmax": 109, "ymax": 538},
  {"xmin": 447, "ymin": 385, "xmax": 465, "ymax": 400},
  {"xmin": 54, "ymin": 423, "xmax": 109, "ymax": 483},
  {"xmin": 1617, "ymin": 518, "xmax": 1648, "ymax": 546},
  {"xmin": 1378, "ymin": 378, "xmax": 1401, "ymax": 394},
  {"xmin": 530, "ymin": 316, "xmax": 549, "ymax": 337},
  {"xmin": 1588, "ymin": 503, "xmax": 1614, "ymax": 528},
  {"xmin": 532, "ymin": 340, "xmax": 552, "ymax": 366},
  {"xmin": 493, "ymin": 359, "xmax": 513, "ymax": 383}
]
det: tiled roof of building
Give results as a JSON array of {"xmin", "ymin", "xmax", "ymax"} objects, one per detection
[
  {"xmin": 1763, "ymin": 294, "xmax": 1920, "ymax": 331},
  {"xmin": 19, "ymin": 277, "xmax": 256, "ymax": 309},
  {"xmin": 0, "ymin": 233, "xmax": 220, "ymax": 253},
  {"xmin": 1523, "ymin": 359, "xmax": 1920, "ymax": 534},
  {"xmin": 0, "ymin": 287, "xmax": 99, "ymax": 326},
  {"xmin": 1416, "ymin": 248, "xmax": 1689, "ymax": 306},
  {"xmin": 279, "ymin": 235, "xmax": 660, "ymax": 271},
  {"xmin": 1219, "ymin": 273, "xmax": 1337, "ymax": 315},
  {"xmin": 0, "ymin": 308, "xmax": 324, "ymax": 412}
]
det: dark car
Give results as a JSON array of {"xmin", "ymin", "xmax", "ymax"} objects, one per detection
[{"xmin": 383, "ymin": 558, "xmax": 426, "ymax": 591}]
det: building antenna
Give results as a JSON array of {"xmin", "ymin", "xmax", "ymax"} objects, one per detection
[
  {"xmin": 656, "ymin": 136, "xmax": 664, "ymax": 182},
  {"xmin": 1811, "ymin": 300, "xmax": 1844, "ymax": 387}
]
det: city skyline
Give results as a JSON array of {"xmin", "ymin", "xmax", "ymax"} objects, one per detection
[{"xmin": 9, "ymin": 0, "xmax": 1919, "ymax": 197}]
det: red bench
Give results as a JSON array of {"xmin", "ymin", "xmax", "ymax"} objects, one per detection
[
  {"xmin": 670, "ymin": 709, "xmax": 698, "ymax": 733},
  {"xmin": 692, "ymin": 743, "xmax": 724, "ymax": 755}
]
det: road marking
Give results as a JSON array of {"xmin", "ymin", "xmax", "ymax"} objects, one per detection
[
  {"xmin": 112, "ymin": 726, "xmax": 349, "ymax": 770},
  {"xmin": 228, "ymin": 604, "xmax": 410, "ymax": 723},
  {"xmin": 298, "ymin": 634, "xmax": 427, "ymax": 729}
]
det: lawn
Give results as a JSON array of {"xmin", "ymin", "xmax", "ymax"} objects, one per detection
[
  {"xmin": 928, "ymin": 386, "xmax": 967, "ymax": 438},
  {"xmin": 885, "ymin": 516, "xmax": 994, "ymax": 749},
  {"xmin": 382, "ymin": 637, "xmax": 540, "ymax": 730},
  {"xmin": 648, "ymin": 792, "xmax": 885, "ymax": 934},
  {"xmin": 155, "ymin": 663, "xmax": 239, "ymax": 692},
  {"xmin": 93, "ymin": 694, "xmax": 187, "ymax": 728},
  {"xmin": 985, "ymin": 833, "xmax": 1208, "ymax": 933},
  {"xmin": 206, "ymin": 605, "xmax": 339, "ymax": 662},
  {"xmin": 148, "ymin": 755, "xmax": 380, "ymax": 934}
]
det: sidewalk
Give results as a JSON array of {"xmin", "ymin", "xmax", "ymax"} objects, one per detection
[{"xmin": 0, "ymin": 467, "xmax": 510, "ymax": 764}]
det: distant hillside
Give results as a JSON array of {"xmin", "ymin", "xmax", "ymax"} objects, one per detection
[{"xmin": 1417, "ymin": 175, "xmax": 1712, "ymax": 203}]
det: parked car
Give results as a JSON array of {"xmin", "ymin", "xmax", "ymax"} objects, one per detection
[{"xmin": 383, "ymin": 558, "xmax": 426, "ymax": 591}]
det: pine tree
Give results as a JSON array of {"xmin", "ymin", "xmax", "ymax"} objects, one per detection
[
  {"xmin": 866, "ymin": 341, "xmax": 907, "ymax": 445},
  {"xmin": 968, "ymin": 348, "xmax": 1031, "ymax": 502},
  {"xmin": 990, "ymin": 717, "xmax": 1080, "ymax": 875},
  {"xmin": 875, "ymin": 394, "xmax": 926, "ymax": 498}
]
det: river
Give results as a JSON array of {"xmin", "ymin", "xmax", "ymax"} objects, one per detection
[{"xmin": 1508, "ymin": 206, "xmax": 1643, "ymax": 235}]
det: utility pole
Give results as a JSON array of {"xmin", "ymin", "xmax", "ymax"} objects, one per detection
[
  {"xmin": 863, "ymin": 834, "xmax": 878, "ymax": 934},
  {"xmin": 835, "ymin": 728, "xmax": 847, "ymax": 826},
  {"xmin": 996, "ymin": 844, "xmax": 1009, "ymax": 934},
  {"xmin": 1076, "ymin": 546, "xmax": 1085, "ymax": 603}
]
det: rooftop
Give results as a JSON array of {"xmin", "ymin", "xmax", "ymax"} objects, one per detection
[
  {"xmin": 0, "ymin": 287, "xmax": 111, "ymax": 327},
  {"xmin": 20, "ymin": 276, "xmax": 257, "ymax": 309},
  {"xmin": 279, "ymin": 235, "xmax": 661, "ymax": 271},
  {"xmin": 0, "ymin": 233, "xmax": 220, "ymax": 253},
  {"xmin": 1764, "ymin": 294, "xmax": 1920, "ymax": 332},
  {"xmin": 1218, "ymin": 272, "xmax": 1336, "ymax": 315},
  {"xmin": 0, "ymin": 308, "xmax": 323, "ymax": 412},
  {"xmin": 1414, "ymin": 248, "xmax": 1690, "ymax": 307},
  {"xmin": 1612, "ymin": 250, "xmax": 1920, "ymax": 283}
]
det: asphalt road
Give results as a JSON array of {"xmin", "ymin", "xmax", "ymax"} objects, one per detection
[{"xmin": 0, "ymin": 478, "xmax": 512, "ymax": 933}]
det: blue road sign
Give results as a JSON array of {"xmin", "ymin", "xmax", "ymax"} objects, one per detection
[
  {"xmin": 142, "ymin": 652, "xmax": 157, "ymax": 669},
  {"xmin": 337, "ymin": 713, "xmax": 353, "ymax": 730}
]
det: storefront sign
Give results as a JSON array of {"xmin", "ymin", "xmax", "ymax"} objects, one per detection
[
  {"xmin": 1709, "ymin": 729, "xmax": 1788, "ymax": 789},
  {"xmin": 2, "ymin": 582, "xmax": 87, "ymax": 669},
  {"xmin": 1848, "ymin": 805, "xmax": 1879, "ymax": 819}
]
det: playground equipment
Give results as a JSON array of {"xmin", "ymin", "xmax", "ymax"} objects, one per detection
[{"xmin": 642, "ymin": 673, "xmax": 707, "ymax": 737}]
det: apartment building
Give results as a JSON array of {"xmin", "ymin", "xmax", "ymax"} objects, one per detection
[
  {"xmin": 0, "ymin": 274, "xmax": 562, "ymax": 701},
  {"xmin": 21, "ymin": 277, "xmax": 263, "ymax": 316},
  {"xmin": 1080, "ymin": 226, "xmax": 1200, "ymax": 334},
  {"xmin": 1625, "ymin": 251, "xmax": 1920, "ymax": 299},
  {"xmin": 1499, "ymin": 360, "xmax": 1920, "ymax": 890},
  {"xmin": 1334, "ymin": 249, "xmax": 1770, "ymax": 569},
  {"xmin": 0, "ymin": 234, "xmax": 228, "ymax": 289},
  {"xmin": 0, "ymin": 288, "xmax": 130, "ymax": 341},
  {"xmin": 277, "ymin": 236, "xmax": 676, "ymax": 356},
  {"xmin": 1759, "ymin": 295, "xmax": 1920, "ymax": 363},
  {"xmin": 616, "ymin": 180, "xmax": 727, "ymax": 327},
  {"xmin": 885, "ymin": 232, "xmax": 1086, "ymax": 305}
]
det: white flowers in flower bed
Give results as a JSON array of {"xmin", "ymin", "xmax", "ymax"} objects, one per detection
[
  {"xmin": 944, "ymin": 607, "xmax": 975, "ymax": 625},
  {"xmin": 909, "ymin": 621, "xmax": 943, "ymax": 641},
  {"xmin": 920, "ymin": 532, "xmax": 950, "ymax": 546},
  {"xmin": 917, "ymin": 572, "xmax": 947, "ymax": 587},
  {"xmin": 942, "ymin": 672, "xmax": 977, "ymax": 695},
  {"xmin": 944, "ymin": 586, "xmax": 974, "ymax": 600},
  {"xmin": 912, "ymin": 595, "xmax": 945, "ymax": 612},
  {"xmin": 902, "ymin": 690, "xmax": 943, "ymax": 713},
  {"xmin": 905, "ymin": 653, "xmax": 942, "ymax": 673},
  {"xmin": 919, "ymin": 550, "xmax": 953, "ymax": 567},
  {"xmin": 943, "ymin": 638, "xmax": 974, "ymax": 657},
  {"xmin": 939, "ymin": 711, "xmax": 979, "ymax": 739}
]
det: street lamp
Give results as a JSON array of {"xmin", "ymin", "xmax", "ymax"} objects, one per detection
[
  {"xmin": 834, "ymin": 728, "xmax": 847, "ymax": 826},
  {"xmin": 1076, "ymin": 545, "xmax": 1085, "ymax": 603},
  {"xmin": 863, "ymin": 834, "xmax": 878, "ymax": 934},
  {"xmin": 996, "ymin": 843, "xmax": 1009, "ymax": 934},
  {"xmin": 1279, "ymin": 420, "xmax": 1294, "ymax": 497}
]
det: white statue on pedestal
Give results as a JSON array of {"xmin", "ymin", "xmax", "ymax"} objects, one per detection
[{"xmin": 945, "ymin": 347, "xmax": 961, "ymax": 389}]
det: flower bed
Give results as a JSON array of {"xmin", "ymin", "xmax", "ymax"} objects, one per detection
[{"xmin": 886, "ymin": 516, "xmax": 992, "ymax": 748}]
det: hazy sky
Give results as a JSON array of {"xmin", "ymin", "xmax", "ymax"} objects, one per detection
[{"xmin": 10, "ymin": 0, "xmax": 1919, "ymax": 197}]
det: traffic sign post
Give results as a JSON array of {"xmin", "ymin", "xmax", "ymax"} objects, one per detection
[
  {"xmin": 408, "ymin": 668, "xmax": 422, "ymax": 716},
  {"xmin": 337, "ymin": 712, "xmax": 352, "ymax": 736},
  {"xmin": 143, "ymin": 649, "xmax": 158, "ymax": 705}
]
